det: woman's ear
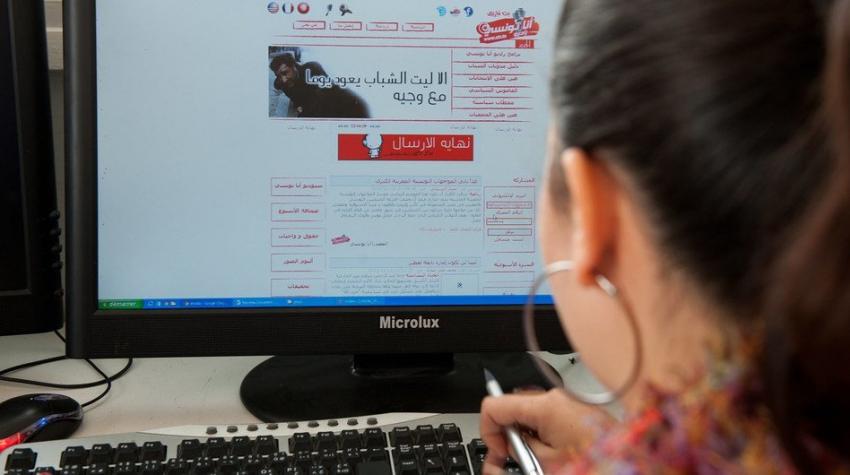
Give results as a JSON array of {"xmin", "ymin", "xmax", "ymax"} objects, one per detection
[{"xmin": 562, "ymin": 148, "xmax": 620, "ymax": 286}]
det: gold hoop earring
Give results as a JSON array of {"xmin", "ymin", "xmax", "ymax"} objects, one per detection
[{"xmin": 523, "ymin": 260, "xmax": 643, "ymax": 406}]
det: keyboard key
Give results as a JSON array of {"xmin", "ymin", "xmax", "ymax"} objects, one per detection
[
  {"xmin": 268, "ymin": 453, "xmax": 289, "ymax": 473},
  {"xmin": 442, "ymin": 441, "xmax": 465, "ymax": 459},
  {"xmin": 468, "ymin": 439, "xmax": 487, "ymax": 474},
  {"xmin": 191, "ymin": 457, "xmax": 215, "ymax": 475},
  {"xmin": 293, "ymin": 451, "xmax": 314, "ymax": 472},
  {"xmin": 418, "ymin": 444, "xmax": 439, "ymax": 458},
  {"xmin": 414, "ymin": 426, "xmax": 437, "ymax": 445},
  {"xmin": 140, "ymin": 460, "xmax": 164, "ymax": 475},
  {"xmin": 307, "ymin": 466, "xmax": 327, "ymax": 475},
  {"xmin": 6, "ymin": 448, "xmax": 37, "ymax": 470},
  {"xmin": 89, "ymin": 444, "xmax": 114, "ymax": 465},
  {"xmin": 504, "ymin": 457, "xmax": 521, "ymax": 474},
  {"xmin": 318, "ymin": 449, "xmax": 337, "ymax": 470},
  {"xmin": 339, "ymin": 430, "xmax": 360, "ymax": 450},
  {"xmin": 165, "ymin": 459, "xmax": 190, "ymax": 475},
  {"xmin": 421, "ymin": 456, "xmax": 443, "ymax": 474},
  {"xmin": 34, "ymin": 467, "xmax": 56, "ymax": 475},
  {"xmin": 255, "ymin": 436, "xmax": 278, "ymax": 456},
  {"xmin": 351, "ymin": 462, "xmax": 390, "ymax": 475},
  {"xmin": 331, "ymin": 463, "xmax": 351, "ymax": 475},
  {"xmin": 114, "ymin": 461, "xmax": 137, "ymax": 475},
  {"xmin": 142, "ymin": 442, "xmax": 167, "ymax": 462},
  {"xmin": 217, "ymin": 456, "xmax": 240, "ymax": 475},
  {"xmin": 178, "ymin": 440, "xmax": 203, "ymax": 461},
  {"xmin": 88, "ymin": 463, "xmax": 112, "ymax": 475},
  {"xmin": 467, "ymin": 439, "xmax": 487, "ymax": 459},
  {"xmin": 389, "ymin": 427, "xmax": 413, "ymax": 447},
  {"xmin": 113, "ymin": 443, "xmax": 139, "ymax": 464},
  {"xmin": 230, "ymin": 437, "xmax": 254, "ymax": 457},
  {"xmin": 60, "ymin": 466, "xmax": 84, "ymax": 475},
  {"xmin": 446, "ymin": 455, "xmax": 469, "ymax": 472},
  {"xmin": 205, "ymin": 438, "xmax": 228, "ymax": 458},
  {"xmin": 394, "ymin": 445, "xmax": 415, "ymax": 464},
  {"xmin": 282, "ymin": 467, "xmax": 301, "ymax": 475},
  {"xmin": 438, "ymin": 423, "xmax": 463, "ymax": 443},
  {"xmin": 341, "ymin": 448, "xmax": 360, "ymax": 467},
  {"xmin": 60, "ymin": 447, "xmax": 88, "ymax": 467},
  {"xmin": 288, "ymin": 433, "xmax": 311, "ymax": 454},
  {"xmin": 364, "ymin": 449, "xmax": 387, "ymax": 463},
  {"xmin": 242, "ymin": 456, "xmax": 264, "ymax": 475},
  {"xmin": 314, "ymin": 432, "xmax": 337, "ymax": 452},
  {"xmin": 395, "ymin": 458, "xmax": 418, "ymax": 475},
  {"xmin": 361, "ymin": 429, "xmax": 385, "ymax": 449}
]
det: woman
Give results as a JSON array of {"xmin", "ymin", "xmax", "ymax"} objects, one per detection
[{"xmin": 481, "ymin": 0, "xmax": 850, "ymax": 472}]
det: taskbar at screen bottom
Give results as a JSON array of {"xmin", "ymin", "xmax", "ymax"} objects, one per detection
[{"xmin": 98, "ymin": 294, "xmax": 555, "ymax": 310}]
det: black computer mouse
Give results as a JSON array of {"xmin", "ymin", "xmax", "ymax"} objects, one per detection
[{"xmin": 0, "ymin": 394, "xmax": 83, "ymax": 445}]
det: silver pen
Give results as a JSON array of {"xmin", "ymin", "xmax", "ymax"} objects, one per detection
[{"xmin": 483, "ymin": 368, "xmax": 545, "ymax": 475}]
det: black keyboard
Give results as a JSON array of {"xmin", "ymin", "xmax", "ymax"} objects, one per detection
[{"xmin": 1, "ymin": 413, "xmax": 522, "ymax": 475}]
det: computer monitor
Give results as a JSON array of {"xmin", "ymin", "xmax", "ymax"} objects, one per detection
[
  {"xmin": 0, "ymin": 0, "xmax": 63, "ymax": 336},
  {"xmin": 66, "ymin": 1, "xmax": 568, "ymax": 420}
]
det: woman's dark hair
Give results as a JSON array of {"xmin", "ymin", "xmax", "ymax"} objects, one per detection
[
  {"xmin": 764, "ymin": 0, "xmax": 850, "ymax": 469},
  {"xmin": 550, "ymin": 0, "xmax": 850, "ymax": 468}
]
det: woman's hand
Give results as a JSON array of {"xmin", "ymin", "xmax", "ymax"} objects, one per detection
[{"xmin": 479, "ymin": 389, "xmax": 613, "ymax": 474}]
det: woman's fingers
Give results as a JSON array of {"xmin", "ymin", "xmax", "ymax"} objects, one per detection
[
  {"xmin": 481, "ymin": 392, "xmax": 551, "ymax": 438},
  {"xmin": 480, "ymin": 392, "xmax": 556, "ymax": 470},
  {"xmin": 523, "ymin": 435, "xmax": 574, "ymax": 472},
  {"xmin": 480, "ymin": 388, "xmax": 616, "ymax": 471}
]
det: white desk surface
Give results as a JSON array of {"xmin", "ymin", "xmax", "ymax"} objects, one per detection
[{"xmin": 0, "ymin": 331, "xmax": 603, "ymax": 438}]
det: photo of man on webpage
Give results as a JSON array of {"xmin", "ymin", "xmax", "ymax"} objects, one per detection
[{"xmin": 269, "ymin": 47, "xmax": 371, "ymax": 118}]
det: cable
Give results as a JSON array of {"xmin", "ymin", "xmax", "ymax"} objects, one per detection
[
  {"xmin": 79, "ymin": 356, "xmax": 113, "ymax": 408},
  {"xmin": 0, "ymin": 330, "xmax": 133, "ymax": 409},
  {"xmin": 0, "ymin": 356, "xmax": 133, "ymax": 389}
]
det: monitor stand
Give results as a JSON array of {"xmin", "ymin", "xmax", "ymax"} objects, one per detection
[{"xmin": 240, "ymin": 353, "xmax": 561, "ymax": 422}]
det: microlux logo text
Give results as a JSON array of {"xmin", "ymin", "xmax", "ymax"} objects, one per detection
[{"xmin": 379, "ymin": 316, "xmax": 441, "ymax": 329}]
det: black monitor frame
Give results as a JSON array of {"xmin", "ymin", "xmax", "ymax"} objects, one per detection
[
  {"xmin": 0, "ymin": 0, "xmax": 63, "ymax": 336},
  {"xmin": 64, "ymin": 0, "xmax": 569, "ymax": 359}
]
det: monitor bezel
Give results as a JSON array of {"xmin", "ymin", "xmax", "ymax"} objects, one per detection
[
  {"xmin": 64, "ymin": 0, "xmax": 569, "ymax": 358},
  {"xmin": 0, "ymin": 0, "xmax": 63, "ymax": 336}
]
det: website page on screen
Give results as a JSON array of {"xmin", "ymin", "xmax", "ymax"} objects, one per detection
[{"xmin": 96, "ymin": 1, "xmax": 561, "ymax": 310}]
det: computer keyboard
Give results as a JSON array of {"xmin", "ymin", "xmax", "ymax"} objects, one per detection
[{"xmin": 1, "ymin": 413, "xmax": 517, "ymax": 475}]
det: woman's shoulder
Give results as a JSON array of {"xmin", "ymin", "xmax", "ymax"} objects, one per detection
[{"xmin": 559, "ymin": 364, "xmax": 796, "ymax": 474}]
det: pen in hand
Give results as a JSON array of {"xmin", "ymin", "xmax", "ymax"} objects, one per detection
[{"xmin": 483, "ymin": 368, "xmax": 545, "ymax": 475}]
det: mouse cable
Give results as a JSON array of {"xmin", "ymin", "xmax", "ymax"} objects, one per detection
[{"xmin": 0, "ymin": 330, "xmax": 133, "ymax": 408}]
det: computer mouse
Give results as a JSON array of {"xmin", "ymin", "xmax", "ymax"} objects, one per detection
[{"xmin": 0, "ymin": 394, "xmax": 82, "ymax": 450}]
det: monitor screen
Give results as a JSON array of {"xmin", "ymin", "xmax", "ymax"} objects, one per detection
[{"xmin": 93, "ymin": 1, "xmax": 559, "ymax": 312}]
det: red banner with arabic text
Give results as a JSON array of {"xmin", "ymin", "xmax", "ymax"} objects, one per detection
[{"xmin": 338, "ymin": 134, "xmax": 474, "ymax": 161}]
